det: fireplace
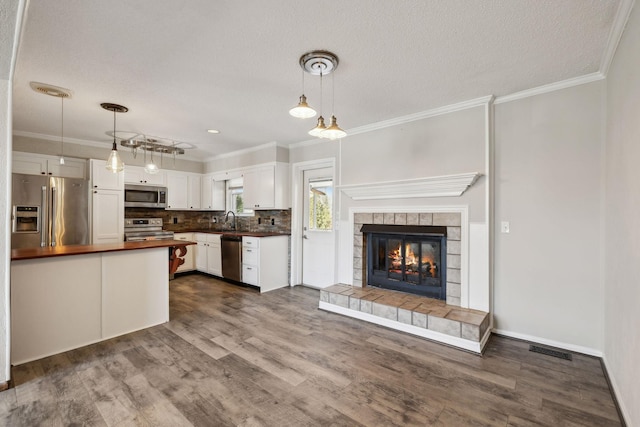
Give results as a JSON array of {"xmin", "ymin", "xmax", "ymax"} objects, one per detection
[{"xmin": 361, "ymin": 224, "xmax": 447, "ymax": 299}]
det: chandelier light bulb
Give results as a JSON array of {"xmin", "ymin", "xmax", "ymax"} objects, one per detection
[
  {"xmin": 289, "ymin": 94, "xmax": 317, "ymax": 119},
  {"xmin": 322, "ymin": 115, "xmax": 347, "ymax": 140},
  {"xmin": 308, "ymin": 116, "xmax": 328, "ymax": 138}
]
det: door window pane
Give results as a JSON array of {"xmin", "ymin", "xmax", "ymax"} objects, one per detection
[{"xmin": 308, "ymin": 179, "xmax": 333, "ymax": 231}]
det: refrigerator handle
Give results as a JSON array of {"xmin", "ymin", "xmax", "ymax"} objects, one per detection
[
  {"xmin": 41, "ymin": 186, "xmax": 47, "ymax": 247},
  {"xmin": 51, "ymin": 186, "xmax": 57, "ymax": 247}
]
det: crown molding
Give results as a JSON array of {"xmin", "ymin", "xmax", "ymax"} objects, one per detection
[
  {"xmin": 600, "ymin": 0, "xmax": 635, "ymax": 76},
  {"xmin": 288, "ymin": 96, "xmax": 494, "ymax": 150},
  {"xmin": 494, "ymin": 72, "xmax": 605, "ymax": 105},
  {"xmin": 202, "ymin": 141, "xmax": 280, "ymax": 162},
  {"xmin": 339, "ymin": 172, "xmax": 481, "ymax": 201}
]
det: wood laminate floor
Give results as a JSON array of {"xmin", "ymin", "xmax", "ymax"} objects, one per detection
[{"xmin": 0, "ymin": 275, "xmax": 622, "ymax": 426}]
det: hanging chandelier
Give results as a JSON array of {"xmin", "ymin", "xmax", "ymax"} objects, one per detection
[{"xmin": 290, "ymin": 50, "xmax": 347, "ymax": 140}]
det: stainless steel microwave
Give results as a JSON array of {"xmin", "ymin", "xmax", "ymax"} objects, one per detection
[{"xmin": 124, "ymin": 184, "xmax": 167, "ymax": 208}]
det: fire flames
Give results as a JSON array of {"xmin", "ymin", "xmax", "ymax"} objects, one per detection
[{"xmin": 389, "ymin": 243, "xmax": 438, "ymax": 277}]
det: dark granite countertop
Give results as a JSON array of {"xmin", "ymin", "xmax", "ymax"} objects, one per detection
[{"xmin": 172, "ymin": 230, "xmax": 290, "ymax": 238}]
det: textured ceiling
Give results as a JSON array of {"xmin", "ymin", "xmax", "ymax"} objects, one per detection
[{"xmin": 12, "ymin": 0, "xmax": 621, "ymax": 160}]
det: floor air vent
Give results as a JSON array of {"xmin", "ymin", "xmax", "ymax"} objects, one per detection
[{"xmin": 529, "ymin": 345, "xmax": 572, "ymax": 361}]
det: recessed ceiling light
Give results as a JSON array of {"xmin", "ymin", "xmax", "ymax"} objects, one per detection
[{"xmin": 207, "ymin": 129, "xmax": 220, "ymax": 134}]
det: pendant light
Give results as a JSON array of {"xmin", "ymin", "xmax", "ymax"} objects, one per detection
[
  {"xmin": 294, "ymin": 51, "xmax": 346, "ymax": 140},
  {"xmin": 322, "ymin": 73, "xmax": 347, "ymax": 140},
  {"xmin": 101, "ymin": 103, "xmax": 128, "ymax": 173},
  {"xmin": 289, "ymin": 70, "xmax": 316, "ymax": 119},
  {"xmin": 144, "ymin": 139, "xmax": 159, "ymax": 174},
  {"xmin": 28, "ymin": 82, "xmax": 72, "ymax": 163}
]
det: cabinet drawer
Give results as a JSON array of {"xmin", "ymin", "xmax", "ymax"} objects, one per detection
[
  {"xmin": 242, "ymin": 264, "xmax": 258, "ymax": 286},
  {"xmin": 242, "ymin": 247, "xmax": 258, "ymax": 265},
  {"xmin": 242, "ymin": 236, "xmax": 260, "ymax": 248}
]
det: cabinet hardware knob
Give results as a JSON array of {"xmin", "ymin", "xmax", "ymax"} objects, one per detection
[{"xmin": 41, "ymin": 172, "xmax": 45, "ymax": 175}]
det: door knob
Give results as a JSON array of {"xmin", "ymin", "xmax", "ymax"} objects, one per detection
[{"xmin": 303, "ymin": 235, "xmax": 309, "ymax": 239}]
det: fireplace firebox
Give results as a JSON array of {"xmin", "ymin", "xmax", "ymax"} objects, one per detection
[{"xmin": 361, "ymin": 225, "xmax": 447, "ymax": 299}]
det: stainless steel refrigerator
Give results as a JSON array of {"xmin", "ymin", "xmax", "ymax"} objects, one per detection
[{"xmin": 11, "ymin": 173, "xmax": 89, "ymax": 249}]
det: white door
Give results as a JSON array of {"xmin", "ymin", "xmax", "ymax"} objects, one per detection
[{"xmin": 302, "ymin": 167, "xmax": 335, "ymax": 288}]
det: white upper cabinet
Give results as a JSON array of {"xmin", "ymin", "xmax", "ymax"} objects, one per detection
[
  {"xmin": 188, "ymin": 174, "xmax": 201, "ymax": 210},
  {"xmin": 201, "ymin": 175, "xmax": 226, "ymax": 211},
  {"xmin": 13, "ymin": 152, "xmax": 86, "ymax": 179},
  {"xmin": 166, "ymin": 171, "xmax": 201, "ymax": 210},
  {"xmin": 124, "ymin": 165, "xmax": 166, "ymax": 186},
  {"xmin": 242, "ymin": 162, "xmax": 289, "ymax": 210},
  {"xmin": 90, "ymin": 159, "xmax": 123, "ymax": 190}
]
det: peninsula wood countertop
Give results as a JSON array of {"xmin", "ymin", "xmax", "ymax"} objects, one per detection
[{"xmin": 11, "ymin": 239, "xmax": 196, "ymax": 261}]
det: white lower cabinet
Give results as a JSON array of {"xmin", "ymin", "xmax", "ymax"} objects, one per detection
[
  {"xmin": 195, "ymin": 233, "xmax": 222, "ymax": 276},
  {"xmin": 174, "ymin": 233, "xmax": 195, "ymax": 272},
  {"xmin": 242, "ymin": 235, "xmax": 288, "ymax": 292},
  {"xmin": 91, "ymin": 189, "xmax": 124, "ymax": 244}
]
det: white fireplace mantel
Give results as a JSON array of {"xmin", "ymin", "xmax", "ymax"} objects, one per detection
[{"xmin": 338, "ymin": 172, "xmax": 481, "ymax": 200}]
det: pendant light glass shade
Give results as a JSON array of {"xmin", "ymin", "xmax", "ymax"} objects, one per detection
[
  {"xmin": 322, "ymin": 115, "xmax": 347, "ymax": 140},
  {"xmin": 102, "ymin": 103, "xmax": 127, "ymax": 173},
  {"xmin": 106, "ymin": 141, "xmax": 124, "ymax": 172},
  {"xmin": 289, "ymin": 94, "xmax": 316, "ymax": 118},
  {"xmin": 308, "ymin": 116, "xmax": 327, "ymax": 137},
  {"xmin": 144, "ymin": 145, "xmax": 159, "ymax": 174}
]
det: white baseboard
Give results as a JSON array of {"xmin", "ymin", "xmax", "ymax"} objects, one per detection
[
  {"xmin": 492, "ymin": 328, "xmax": 602, "ymax": 357},
  {"xmin": 601, "ymin": 355, "xmax": 631, "ymax": 426},
  {"xmin": 320, "ymin": 301, "xmax": 485, "ymax": 354}
]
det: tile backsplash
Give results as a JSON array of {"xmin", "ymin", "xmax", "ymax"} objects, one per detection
[{"xmin": 125, "ymin": 208, "xmax": 291, "ymax": 234}]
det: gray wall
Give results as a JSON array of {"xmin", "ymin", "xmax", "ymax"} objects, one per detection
[
  {"xmin": 604, "ymin": 2, "xmax": 640, "ymax": 424},
  {"xmin": 204, "ymin": 143, "xmax": 287, "ymax": 173},
  {"xmin": 494, "ymin": 81, "xmax": 605, "ymax": 352}
]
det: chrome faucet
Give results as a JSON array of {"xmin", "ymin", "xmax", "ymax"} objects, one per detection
[{"xmin": 224, "ymin": 210, "xmax": 237, "ymax": 231}]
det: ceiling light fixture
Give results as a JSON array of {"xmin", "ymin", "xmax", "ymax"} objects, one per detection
[
  {"xmin": 322, "ymin": 73, "xmax": 347, "ymax": 140},
  {"xmin": 30, "ymin": 82, "xmax": 72, "ymax": 164},
  {"xmin": 289, "ymin": 67, "xmax": 316, "ymax": 119},
  {"xmin": 101, "ymin": 102, "xmax": 128, "ymax": 173},
  {"xmin": 207, "ymin": 129, "xmax": 220, "ymax": 134},
  {"xmin": 294, "ymin": 50, "xmax": 347, "ymax": 140}
]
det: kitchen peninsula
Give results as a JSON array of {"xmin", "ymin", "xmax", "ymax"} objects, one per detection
[{"xmin": 10, "ymin": 240, "xmax": 194, "ymax": 365}]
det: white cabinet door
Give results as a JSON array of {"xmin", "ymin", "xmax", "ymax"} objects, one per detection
[
  {"xmin": 201, "ymin": 175, "xmax": 225, "ymax": 210},
  {"xmin": 201, "ymin": 175, "xmax": 213, "ymax": 210},
  {"xmin": 13, "ymin": 152, "xmax": 86, "ymax": 179},
  {"xmin": 174, "ymin": 233, "xmax": 195, "ymax": 272},
  {"xmin": 92, "ymin": 189, "xmax": 124, "ymax": 244},
  {"xmin": 125, "ymin": 166, "xmax": 166, "ymax": 186},
  {"xmin": 13, "ymin": 153, "xmax": 47, "ymax": 176},
  {"xmin": 206, "ymin": 234, "xmax": 222, "ymax": 276},
  {"xmin": 195, "ymin": 234, "xmax": 208, "ymax": 271},
  {"xmin": 188, "ymin": 174, "xmax": 201, "ymax": 209},
  {"xmin": 243, "ymin": 166, "xmax": 275, "ymax": 209},
  {"xmin": 166, "ymin": 172, "xmax": 189, "ymax": 209},
  {"xmin": 47, "ymin": 158, "xmax": 86, "ymax": 179},
  {"xmin": 207, "ymin": 244, "xmax": 222, "ymax": 276},
  {"xmin": 91, "ymin": 159, "xmax": 124, "ymax": 190}
]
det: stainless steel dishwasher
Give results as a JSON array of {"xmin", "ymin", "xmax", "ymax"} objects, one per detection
[{"xmin": 221, "ymin": 235, "xmax": 243, "ymax": 282}]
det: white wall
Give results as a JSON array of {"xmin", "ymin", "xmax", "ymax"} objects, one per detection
[
  {"xmin": 1, "ymin": 0, "xmax": 26, "ymax": 385},
  {"xmin": 604, "ymin": 2, "xmax": 640, "ymax": 424},
  {"xmin": 493, "ymin": 81, "xmax": 605, "ymax": 354}
]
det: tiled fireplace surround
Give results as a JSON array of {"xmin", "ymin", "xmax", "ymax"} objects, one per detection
[{"xmin": 319, "ymin": 210, "xmax": 490, "ymax": 353}]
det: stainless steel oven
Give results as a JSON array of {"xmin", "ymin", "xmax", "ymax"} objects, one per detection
[
  {"xmin": 124, "ymin": 218, "xmax": 174, "ymax": 241},
  {"xmin": 124, "ymin": 184, "xmax": 167, "ymax": 208}
]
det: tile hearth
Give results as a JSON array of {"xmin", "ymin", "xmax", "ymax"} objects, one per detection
[{"xmin": 320, "ymin": 284, "xmax": 490, "ymax": 352}]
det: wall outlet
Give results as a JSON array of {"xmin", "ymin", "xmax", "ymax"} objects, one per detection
[
  {"xmin": 212, "ymin": 217, "xmax": 217, "ymax": 223},
  {"xmin": 501, "ymin": 221, "xmax": 510, "ymax": 233},
  {"xmin": 271, "ymin": 218, "xmax": 275, "ymax": 225}
]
